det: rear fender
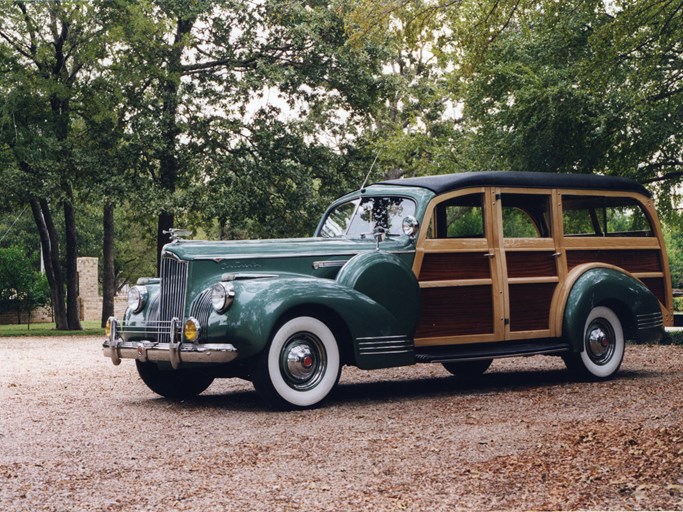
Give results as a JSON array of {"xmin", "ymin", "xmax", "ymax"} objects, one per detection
[{"xmin": 561, "ymin": 266, "xmax": 663, "ymax": 351}]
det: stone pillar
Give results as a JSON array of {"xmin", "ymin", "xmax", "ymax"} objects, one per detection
[{"xmin": 77, "ymin": 257, "xmax": 102, "ymax": 321}]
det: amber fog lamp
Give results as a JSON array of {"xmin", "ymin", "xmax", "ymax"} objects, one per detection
[
  {"xmin": 127, "ymin": 285, "xmax": 148, "ymax": 313},
  {"xmin": 183, "ymin": 318, "xmax": 201, "ymax": 342},
  {"xmin": 211, "ymin": 282, "xmax": 235, "ymax": 313},
  {"xmin": 105, "ymin": 318, "xmax": 112, "ymax": 337}
]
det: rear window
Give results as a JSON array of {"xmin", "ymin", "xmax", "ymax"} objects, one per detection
[{"xmin": 562, "ymin": 196, "xmax": 653, "ymax": 237}]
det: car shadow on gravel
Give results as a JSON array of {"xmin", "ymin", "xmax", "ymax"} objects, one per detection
[
  {"xmin": 133, "ymin": 389, "xmax": 265, "ymax": 412},
  {"xmin": 130, "ymin": 366, "xmax": 653, "ymax": 412},
  {"xmin": 328, "ymin": 368, "xmax": 648, "ymax": 407}
]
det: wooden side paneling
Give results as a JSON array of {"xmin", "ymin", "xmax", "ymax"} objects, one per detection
[
  {"xmin": 506, "ymin": 251, "xmax": 557, "ymax": 278},
  {"xmin": 640, "ymin": 277, "xmax": 667, "ymax": 305},
  {"xmin": 509, "ymin": 283, "xmax": 556, "ymax": 331},
  {"xmin": 415, "ymin": 285, "xmax": 493, "ymax": 338},
  {"xmin": 566, "ymin": 250, "xmax": 661, "ymax": 273},
  {"xmin": 418, "ymin": 252, "xmax": 491, "ymax": 281}
]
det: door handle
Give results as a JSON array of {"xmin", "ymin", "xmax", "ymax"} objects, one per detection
[
  {"xmin": 483, "ymin": 252, "xmax": 495, "ymax": 258},
  {"xmin": 552, "ymin": 252, "xmax": 562, "ymax": 257}
]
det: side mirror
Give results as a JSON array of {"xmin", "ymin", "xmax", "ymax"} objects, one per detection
[{"xmin": 402, "ymin": 216, "xmax": 420, "ymax": 239}]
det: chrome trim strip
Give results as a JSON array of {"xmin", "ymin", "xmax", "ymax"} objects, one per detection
[
  {"xmin": 190, "ymin": 250, "xmax": 416, "ymax": 261},
  {"xmin": 221, "ymin": 272, "xmax": 279, "ymax": 281},
  {"xmin": 356, "ymin": 335, "xmax": 409, "ymax": 341},
  {"xmin": 312, "ymin": 260, "xmax": 348, "ymax": 270},
  {"xmin": 636, "ymin": 312, "xmax": 663, "ymax": 330},
  {"xmin": 359, "ymin": 349, "xmax": 414, "ymax": 355},
  {"xmin": 356, "ymin": 336, "xmax": 413, "ymax": 356},
  {"xmin": 358, "ymin": 343, "xmax": 407, "ymax": 350}
]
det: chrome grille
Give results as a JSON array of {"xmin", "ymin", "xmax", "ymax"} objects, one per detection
[
  {"xmin": 189, "ymin": 289, "xmax": 213, "ymax": 342},
  {"xmin": 158, "ymin": 255, "xmax": 189, "ymax": 342}
]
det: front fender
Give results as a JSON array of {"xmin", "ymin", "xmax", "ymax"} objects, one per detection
[
  {"xmin": 206, "ymin": 275, "xmax": 416, "ymax": 367},
  {"xmin": 563, "ymin": 267, "xmax": 663, "ymax": 351}
]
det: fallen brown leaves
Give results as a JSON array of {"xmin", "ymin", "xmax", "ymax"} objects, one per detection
[{"xmin": 462, "ymin": 420, "xmax": 683, "ymax": 510}]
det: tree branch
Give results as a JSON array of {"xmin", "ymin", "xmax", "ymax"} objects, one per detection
[{"xmin": 640, "ymin": 169, "xmax": 683, "ymax": 184}]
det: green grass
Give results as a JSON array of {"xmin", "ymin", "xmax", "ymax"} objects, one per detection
[
  {"xmin": 0, "ymin": 321, "xmax": 104, "ymax": 337},
  {"xmin": 662, "ymin": 328, "xmax": 683, "ymax": 346}
]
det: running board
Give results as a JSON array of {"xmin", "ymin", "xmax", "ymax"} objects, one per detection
[{"xmin": 415, "ymin": 339, "xmax": 571, "ymax": 364}]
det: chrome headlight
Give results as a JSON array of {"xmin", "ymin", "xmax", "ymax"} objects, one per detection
[
  {"xmin": 211, "ymin": 282, "xmax": 235, "ymax": 313},
  {"xmin": 127, "ymin": 285, "xmax": 148, "ymax": 313}
]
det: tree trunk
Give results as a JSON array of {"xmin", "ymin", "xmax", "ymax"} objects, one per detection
[
  {"xmin": 155, "ymin": 16, "xmax": 194, "ymax": 273},
  {"xmin": 29, "ymin": 196, "xmax": 68, "ymax": 330},
  {"xmin": 157, "ymin": 212, "xmax": 174, "ymax": 273},
  {"xmin": 63, "ymin": 187, "xmax": 82, "ymax": 330},
  {"xmin": 101, "ymin": 202, "xmax": 116, "ymax": 327}
]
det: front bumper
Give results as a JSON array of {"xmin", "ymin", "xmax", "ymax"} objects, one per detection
[{"xmin": 103, "ymin": 317, "xmax": 238, "ymax": 369}]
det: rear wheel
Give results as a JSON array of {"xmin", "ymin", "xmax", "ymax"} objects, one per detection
[
  {"xmin": 135, "ymin": 360, "xmax": 214, "ymax": 399},
  {"xmin": 442, "ymin": 359, "xmax": 493, "ymax": 378},
  {"xmin": 250, "ymin": 316, "xmax": 341, "ymax": 410},
  {"xmin": 563, "ymin": 306, "xmax": 625, "ymax": 380}
]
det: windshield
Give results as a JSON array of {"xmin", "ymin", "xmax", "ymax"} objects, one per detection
[{"xmin": 319, "ymin": 196, "xmax": 416, "ymax": 238}]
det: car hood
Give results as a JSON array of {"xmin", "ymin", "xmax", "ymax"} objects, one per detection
[{"xmin": 162, "ymin": 236, "xmax": 414, "ymax": 261}]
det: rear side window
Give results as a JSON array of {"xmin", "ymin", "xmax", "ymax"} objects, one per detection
[
  {"xmin": 501, "ymin": 194, "xmax": 552, "ymax": 238},
  {"xmin": 562, "ymin": 196, "xmax": 653, "ymax": 237},
  {"xmin": 429, "ymin": 193, "xmax": 485, "ymax": 239}
]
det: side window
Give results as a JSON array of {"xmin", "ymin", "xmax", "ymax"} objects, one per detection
[
  {"xmin": 562, "ymin": 196, "xmax": 653, "ymax": 237},
  {"xmin": 429, "ymin": 193, "xmax": 485, "ymax": 239},
  {"xmin": 501, "ymin": 194, "xmax": 552, "ymax": 238}
]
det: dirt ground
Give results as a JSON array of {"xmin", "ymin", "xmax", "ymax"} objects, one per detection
[{"xmin": 1, "ymin": 336, "xmax": 682, "ymax": 511}]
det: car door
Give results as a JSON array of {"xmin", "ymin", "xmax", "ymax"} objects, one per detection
[
  {"xmin": 412, "ymin": 188, "xmax": 505, "ymax": 347},
  {"xmin": 494, "ymin": 188, "xmax": 561, "ymax": 340}
]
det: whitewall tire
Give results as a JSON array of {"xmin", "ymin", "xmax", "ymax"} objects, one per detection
[
  {"xmin": 251, "ymin": 316, "xmax": 341, "ymax": 410},
  {"xmin": 564, "ymin": 306, "xmax": 625, "ymax": 380}
]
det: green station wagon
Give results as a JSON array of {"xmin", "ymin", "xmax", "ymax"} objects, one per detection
[{"xmin": 104, "ymin": 171, "xmax": 673, "ymax": 409}]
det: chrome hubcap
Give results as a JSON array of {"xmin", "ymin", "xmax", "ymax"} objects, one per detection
[
  {"xmin": 585, "ymin": 319, "xmax": 615, "ymax": 365},
  {"xmin": 280, "ymin": 333, "xmax": 327, "ymax": 391}
]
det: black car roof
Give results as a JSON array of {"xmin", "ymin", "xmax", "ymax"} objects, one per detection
[{"xmin": 376, "ymin": 171, "xmax": 651, "ymax": 197}]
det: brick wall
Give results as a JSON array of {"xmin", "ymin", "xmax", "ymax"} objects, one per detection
[
  {"xmin": 1, "ymin": 257, "xmax": 129, "ymax": 325},
  {"xmin": 0, "ymin": 306, "xmax": 52, "ymax": 325}
]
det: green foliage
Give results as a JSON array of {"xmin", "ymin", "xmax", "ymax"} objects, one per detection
[
  {"xmin": 0, "ymin": 246, "xmax": 50, "ymax": 325},
  {"xmin": 455, "ymin": 0, "xmax": 683, "ymax": 198},
  {"xmin": 343, "ymin": 0, "xmax": 465, "ymax": 181},
  {"xmin": 663, "ymin": 217, "xmax": 683, "ymax": 290}
]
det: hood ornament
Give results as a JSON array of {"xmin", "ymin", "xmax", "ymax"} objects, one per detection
[{"xmin": 163, "ymin": 228, "xmax": 193, "ymax": 242}]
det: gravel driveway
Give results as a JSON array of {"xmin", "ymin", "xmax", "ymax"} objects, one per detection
[{"xmin": 1, "ymin": 336, "xmax": 682, "ymax": 511}]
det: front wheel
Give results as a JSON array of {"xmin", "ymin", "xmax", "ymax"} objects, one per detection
[
  {"xmin": 135, "ymin": 360, "xmax": 214, "ymax": 399},
  {"xmin": 563, "ymin": 306, "xmax": 625, "ymax": 380},
  {"xmin": 250, "ymin": 316, "xmax": 341, "ymax": 410}
]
